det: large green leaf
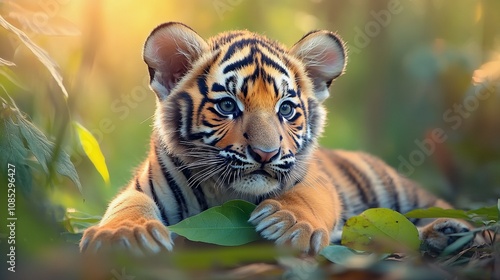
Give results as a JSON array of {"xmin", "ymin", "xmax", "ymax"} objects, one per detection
[
  {"xmin": 73, "ymin": 121, "xmax": 109, "ymax": 184},
  {"xmin": 341, "ymin": 208, "xmax": 420, "ymax": 253},
  {"xmin": 168, "ymin": 200, "xmax": 261, "ymax": 246}
]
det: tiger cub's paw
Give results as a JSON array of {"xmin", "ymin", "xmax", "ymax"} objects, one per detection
[
  {"xmin": 249, "ymin": 199, "xmax": 330, "ymax": 254},
  {"xmin": 79, "ymin": 218, "xmax": 173, "ymax": 256},
  {"xmin": 419, "ymin": 218, "xmax": 472, "ymax": 254}
]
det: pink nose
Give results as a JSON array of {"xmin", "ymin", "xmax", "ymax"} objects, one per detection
[{"xmin": 249, "ymin": 146, "xmax": 280, "ymax": 163}]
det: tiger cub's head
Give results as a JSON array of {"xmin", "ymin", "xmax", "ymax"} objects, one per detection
[{"xmin": 144, "ymin": 22, "xmax": 346, "ymax": 196}]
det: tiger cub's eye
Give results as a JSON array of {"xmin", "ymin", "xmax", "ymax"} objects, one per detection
[
  {"xmin": 279, "ymin": 102, "xmax": 295, "ymax": 119},
  {"xmin": 217, "ymin": 98, "xmax": 237, "ymax": 115}
]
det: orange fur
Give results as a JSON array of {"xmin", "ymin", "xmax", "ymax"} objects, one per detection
[{"xmin": 80, "ymin": 22, "xmax": 481, "ymax": 256}]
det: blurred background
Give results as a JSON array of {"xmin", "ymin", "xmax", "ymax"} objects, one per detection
[{"xmin": 0, "ymin": 0, "xmax": 499, "ymax": 277}]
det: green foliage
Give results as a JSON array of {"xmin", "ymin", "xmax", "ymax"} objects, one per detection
[
  {"xmin": 62, "ymin": 208, "xmax": 102, "ymax": 234},
  {"xmin": 168, "ymin": 200, "xmax": 261, "ymax": 246},
  {"xmin": 341, "ymin": 208, "xmax": 421, "ymax": 253},
  {"xmin": 0, "ymin": 96, "xmax": 80, "ymax": 191},
  {"xmin": 1, "ymin": 13, "xmax": 110, "ymax": 191},
  {"xmin": 0, "ymin": 15, "xmax": 69, "ymax": 98}
]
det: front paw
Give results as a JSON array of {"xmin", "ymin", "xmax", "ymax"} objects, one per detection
[
  {"xmin": 248, "ymin": 199, "xmax": 329, "ymax": 253},
  {"xmin": 79, "ymin": 218, "xmax": 173, "ymax": 256},
  {"xmin": 419, "ymin": 218, "xmax": 473, "ymax": 254}
]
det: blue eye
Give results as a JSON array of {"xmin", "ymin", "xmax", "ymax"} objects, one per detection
[
  {"xmin": 279, "ymin": 101, "xmax": 295, "ymax": 119},
  {"xmin": 217, "ymin": 98, "xmax": 237, "ymax": 115}
]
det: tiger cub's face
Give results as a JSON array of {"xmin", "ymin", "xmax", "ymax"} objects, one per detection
[{"xmin": 143, "ymin": 23, "xmax": 346, "ymax": 196}]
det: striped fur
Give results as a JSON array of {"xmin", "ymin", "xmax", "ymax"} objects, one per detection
[{"xmin": 80, "ymin": 22, "xmax": 475, "ymax": 255}]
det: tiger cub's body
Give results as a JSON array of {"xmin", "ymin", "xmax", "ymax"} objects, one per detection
[{"xmin": 80, "ymin": 23, "xmax": 471, "ymax": 255}]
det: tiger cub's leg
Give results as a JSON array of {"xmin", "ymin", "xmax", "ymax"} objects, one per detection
[
  {"xmin": 249, "ymin": 163, "xmax": 341, "ymax": 254},
  {"xmin": 418, "ymin": 218, "xmax": 473, "ymax": 254},
  {"xmin": 79, "ymin": 186, "xmax": 172, "ymax": 255},
  {"xmin": 413, "ymin": 199, "xmax": 475, "ymax": 253}
]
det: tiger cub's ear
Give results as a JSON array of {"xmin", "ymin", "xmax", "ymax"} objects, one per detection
[
  {"xmin": 143, "ymin": 22, "xmax": 209, "ymax": 99},
  {"xmin": 290, "ymin": 31, "xmax": 346, "ymax": 102}
]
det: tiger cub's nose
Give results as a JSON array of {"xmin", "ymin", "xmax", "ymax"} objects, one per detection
[{"xmin": 248, "ymin": 146, "xmax": 280, "ymax": 163}]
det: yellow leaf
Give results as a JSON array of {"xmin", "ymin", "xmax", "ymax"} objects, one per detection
[{"xmin": 73, "ymin": 121, "xmax": 110, "ymax": 184}]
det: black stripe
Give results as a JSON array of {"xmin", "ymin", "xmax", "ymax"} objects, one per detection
[
  {"xmin": 155, "ymin": 147, "xmax": 188, "ymax": 220},
  {"xmin": 408, "ymin": 181, "xmax": 420, "ymax": 224},
  {"xmin": 337, "ymin": 191, "xmax": 349, "ymax": 226},
  {"xmin": 197, "ymin": 74, "xmax": 209, "ymax": 96},
  {"xmin": 148, "ymin": 164, "xmax": 169, "ymax": 225},
  {"xmin": 221, "ymin": 39, "xmax": 255, "ymax": 64},
  {"xmin": 330, "ymin": 153, "xmax": 379, "ymax": 208},
  {"xmin": 288, "ymin": 131, "xmax": 301, "ymax": 149},
  {"xmin": 135, "ymin": 178, "xmax": 143, "ymax": 193},
  {"xmin": 211, "ymin": 31, "xmax": 246, "ymax": 50},
  {"xmin": 288, "ymin": 112, "xmax": 302, "ymax": 122},
  {"xmin": 270, "ymin": 78, "xmax": 280, "ymax": 97},
  {"xmin": 361, "ymin": 155, "xmax": 400, "ymax": 213},
  {"xmin": 318, "ymin": 163, "xmax": 349, "ymax": 226},
  {"xmin": 260, "ymin": 52, "xmax": 289, "ymax": 77},
  {"xmin": 172, "ymin": 92, "xmax": 194, "ymax": 140},
  {"xmin": 223, "ymin": 47, "xmax": 256, "ymax": 74},
  {"xmin": 286, "ymin": 88, "xmax": 298, "ymax": 98},
  {"xmin": 402, "ymin": 177, "xmax": 420, "ymax": 211},
  {"xmin": 387, "ymin": 174, "xmax": 400, "ymax": 213},
  {"xmin": 211, "ymin": 83, "xmax": 226, "ymax": 92},
  {"xmin": 171, "ymin": 156, "xmax": 209, "ymax": 211}
]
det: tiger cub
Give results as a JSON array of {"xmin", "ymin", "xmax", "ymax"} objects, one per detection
[{"xmin": 80, "ymin": 22, "xmax": 474, "ymax": 255}]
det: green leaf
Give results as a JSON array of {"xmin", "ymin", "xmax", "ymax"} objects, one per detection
[
  {"xmin": 16, "ymin": 110, "xmax": 81, "ymax": 192},
  {"xmin": 16, "ymin": 113, "xmax": 57, "ymax": 173},
  {"xmin": 341, "ymin": 208, "xmax": 420, "ymax": 253},
  {"xmin": 1, "ymin": 96, "xmax": 81, "ymax": 191},
  {"xmin": 73, "ymin": 121, "xmax": 109, "ymax": 184},
  {"xmin": 320, "ymin": 245, "xmax": 359, "ymax": 265},
  {"xmin": 168, "ymin": 200, "xmax": 260, "ymax": 246},
  {"xmin": 320, "ymin": 245, "xmax": 389, "ymax": 268},
  {"xmin": 440, "ymin": 233, "xmax": 475, "ymax": 257},
  {"xmin": 62, "ymin": 209, "xmax": 101, "ymax": 234},
  {"xmin": 467, "ymin": 206, "xmax": 499, "ymax": 224},
  {"xmin": 0, "ymin": 110, "xmax": 32, "ymax": 191},
  {"xmin": 405, "ymin": 207, "xmax": 469, "ymax": 220},
  {"xmin": 1, "ymin": 108, "xmax": 28, "ymax": 163},
  {"xmin": 405, "ymin": 206, "xmax": 499, "ymax": 224}
]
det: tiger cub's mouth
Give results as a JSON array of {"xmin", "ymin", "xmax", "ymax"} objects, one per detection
[{"xmin": 249, "ymin": 170, "xmax": 273, "ymax": 177}]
